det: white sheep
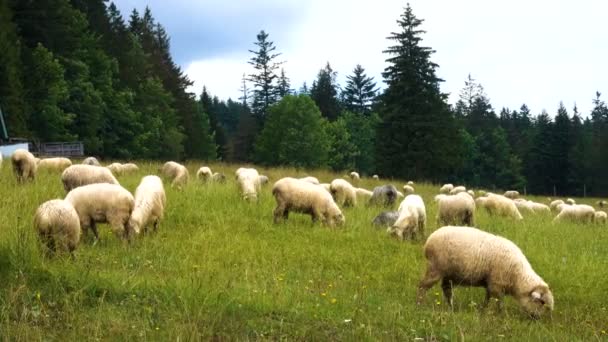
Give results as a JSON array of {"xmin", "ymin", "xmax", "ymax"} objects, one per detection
[
  {"xmin": 11, "ymin": 148, "xmax": 37, "ymax": 182},
  {"xmin": 515, "ymin": 200, "xmax": 550, "ymax": 215},
  {"xmin": 388, "ymin": 194, "xmax": 426, "ymax": 241},
  {"xmin": 596, "ymin": 200, "xmax": 607, "ymax": 208},
  {"xmin": 417, "ymin": 226, "xmax": 554, "ymax": 318},
  {"xmin": 272, "ymin": 177, "xmax": 344, "ymax": 227},
  {"xmin": 330, "ymin": 178, "xmax": 357, "ymax": 207},
  {"xmin": 439, "ymin": 183, "xmax": 454, "ymax": 194},
  {"xmin": 299, "ymin": 176, "xmax": 320, "ymax": 184},
  {"xmin": 553, "ymin": 204, "xmax": 595, "ymax": 224},
  {"xmin": 355, "ymin": 187, "xmax": 373, "ymax": 201},
  {"xmin": 37, "ymin": 157, "xmax": 72, "ymax": 171},
  {"xmin": 372, "ymin": 174, "xmax": 379, "ymax": 180},
  {"xmin": 107, "ymin": 162, "xmax": 124, "ymax": 175},
  {"xmin": 477, "ymin": 194, "xmax": 523, "ymax": 220},
  {"xmin": 319, "ymin": 183, "xmax": 331, "ymax": 192},
  {"xmin": 403, "ymin": 184, "xmax": 415, "ymax": 195},
  {"xmin": 129, "ymin": 175, "xmax": 166, "ymax": 235},
  {"xmin": 449, "ymin": 186, "xmax": 467, "ymax": 195},
  {"xmin": 34, "ymin": 199, "xmax": 81, "ymax": 256},
  {"xmin": 65, "ymin": 183, "xmax": 134, "ymax": 241},
  {"xmin": 82, "ymin": 157, "xmax": 101, "ymax": 166},
  {"xmin": 504, "ymin": 190, "xmax": 520, "ymax": 199},
  {"xmin": 196, "ymin": 166, "xmax": 213, "ymax": 182},
  {"xmin": 235, "ymin": 167, "xmax": 261, "ymax": 201},
  {"xmin": 467, "ymin": 190, "xmax": 475, "ymax": 197},
  {"xmin": 121, "ymin": 163, "xmax": 139, "ymax": 174},
  {"xmin": 407, "ymin": 181, "xmax": 415, "ymax": 186},
  {"xmin": 565, "ymin": 198, "xmax": 576, "ymax": 205},
  {"xmin": 259, "ymin": 175, "xmax": 269, "ymax": 185},
  {"xmin": 349, "ymin": 171, "xmax": 360, "ymax": 183},
  {"xmin": 594, "ymin": 210, "xmax": 607, "ymax": 224},
  {"xmin": 61, "ymin": 164, "xmax": 120, "ymax": 192},
  {"xmin": 161, "ymin": 161, "xmax": 189, "ymax": 189},
  {"xmin": 549, "ymin": 200, "xmax": 565, "ymax": 212},
  {"xmin": 436, "ymin": 192, "xmax": 475, "ymax": 227}
]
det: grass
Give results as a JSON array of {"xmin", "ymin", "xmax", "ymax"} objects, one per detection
[{"xmin": 0, "ymin": 161, "xmax": 607, "ymax": 341}]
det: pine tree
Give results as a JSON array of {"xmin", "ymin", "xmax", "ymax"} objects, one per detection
[
  {"xmin": 342, "ymin": 64, "xmax": 378, "ymax": 115},
  {"xmin": 277, "ymin": 68, "xmax": 291, "ymax": 98},
  {"xmin": 247, "ymin": 30, "xmax": 282, "ymax": 122},
  {"xmin": 310, "ymin": 62, "xmax": 341, "ymax": 121}
]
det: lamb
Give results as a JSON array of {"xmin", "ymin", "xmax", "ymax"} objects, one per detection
[
  {"xmin": 449, "ymin": 186, "xmax": 467, "ymax": 195},
  {"xmin": 299, "ymin": 176, "xmax": 320, "ymax": 184},
  {"xmin": 82, "ymin": 157, "xmax": 101, "ymax": 166},
  {"xmin": 349, "ymin": 171, "xmax": 360, "ymax": 183},
  {"xmin": 403, "ymin": 185, "xmax": 415, "ymax": 195},
  {"xmin": 553, "ymin": 204, "xmax": 595, "ymax": 224},
  {"xmin": 436, "ymin": 192, "xmax": 475, "ymax": 227},
  {"xmin": 34, "ymin": 199, "xmax": 81, "ymax": 256},
  {"xmin": 477, "ymin": 194, "xmax": 523, "ymax": 220},
  {"xmin": 371, "ymin": 211, "xmax": 399, "ymax": 227},
  {"xmin": 272, "ymin": 177, "xmax": 344, "ymax": 227},
  {"xmin": 439, "ymin": 184, "xmax": 454, "ymax": 194},
  {"xmin": 504, "ymin": 190, "xmax": 520, "ymax": 199},
  {"xmin": 549, "ymin": 199, "xmax": 565, "ymax": 212},
  {"xmin": 388, "ymin": 195, "xmax": 426, "ymax": 241},
  {"xmin": 61, "ymin": 164, "xmax": 120, "ymax": 192},
  {"xmin": 37, "ymin": 157, "xmax": 72, "ymax": 171},
  {"xmin": 196, "ymin": 166, "xmax": 213, "ymax": 182},
  {"xmin": 594, "ymin": 210, "xmax": 607, "ymax": 224},
  {"xmin": 65, "ymin": 183, "xmax": 134, "ymax": 241},
  {"xmin": 161, "ymin": 161, "xmax": 189, "ymax": 189},
  {"xmin": 416, "ymin": 226, "xmax": 554, "ymax": 318},
  {"xmin": 129, "ymin": 175, "xmax": 166, "ymax": 235},
  {"xmin": 368, "ymin": 184, "xmax": 399, "ymax": 207},
  {"xmin": 355, "ymin": 188, "xmax": 373, "ymax": 201},
  {"xmin": 565, "ymin": 198, "xmax": 576, "ymax": 205},
  {"xmin": 11, "ymin": 148, "xmax": 38, "ymax": 182},
  {"xmin": 235, "ymin": 167, "xmax": 261, "ymax": 201},
  {"xmin": 330, "ymin": 178, "xmax": 357, "ymax": 207}
]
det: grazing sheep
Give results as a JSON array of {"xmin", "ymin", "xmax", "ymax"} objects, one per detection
[
  {"xmin": 553, "ymin": 204, "xmax": 595, "ymax": 224},
  {"xmin": 319, "ymin": 183, "xmax": 331, "ymax": 192},
  {"xmin": 129, "ymin": 176, "xmax": 166, "ymax": 235},
  {"xmin": 388, "ymin": 195, "xmax": 426, "ymax": 241},
  {"xmin": 65, "ymin": 183, "xmax": 135, "ymax": 241},
  {"xmin": 11, "ymin": 149, "xmax": 37, "ymax": 182},
  {"xmin": 396, "ymin": 191, "xmax": 405, "ymax": 198},
  {"xmin": 235, "ymin": 167, "xmax": 261, "ymax": 201},
  {"xmin": 161, "ymin": 161, "xmax": 189, "ymax": 189},
  {"xmin": 439, "ymin": 184, "xmax": 454, "ymax": 194},
  {"xmin": 596, "ymin": 200, "xmax": 607, "ymax": 208},
  {"xmin": 368, "ymin": 185, "xmax": 399, "ymax": 207},
  {"xmin": 107, "ymin": 162, "xmax": 124, "ymax": 175},
  {"xmin": 403, "ymin": 185, "xmax": 415, "ymax": 195},
  {"xmin": 417, "ymin": 226, "xmax": 554, "ymax": 318},
  {"xmin": 434, "ymin": 194, "xmax": 447, "ymax": 203},
  {"xmin": 61, "ymin": 164, "xmax": 120, "ymax": 192},
  {"xmin": 477, "ymin": 194, "xmax": 523, "ymax": 220},
  {"xmin": 355, "ymin": 188, "xmax": 373, "ymax": 201},
  {"xmin": 330, "ymin": 178, "xmax": 358, "ymax": 207},
  {"xmin": 121, "ymin": 163, "xmax": 139, "ymax": 173},
  {"xmin": 272, "ymin": 177, "xmax": 344, "ymax": 227},
  {"xmin": 594, "ymin": 211, "xmax": 607, "ymax": 224},
  {"xmin": 299, "ymin": 176, "xmax": 320, "ymax": 184},
  {"xmin": 211, "ymin": 172, "xmax": 226, "ymax": 183},
  {"xmin": 407, "ymin": 181, "xmax": 415, "ymax": 186},
  {"xmin": 82, "ymin": 157, "xmax": 101, "ymax": 166},
  {"xmin": 196, "ymin": 166, "xmax": 213, "ymax": 182},
  {"xmin": 449, "ymin": 186, "xmax": 467, "ymax": 195},
  {"xmin": 372, "ymin": 174, "xmax": 379, "ymax": 180},
  {"xmin": 467, "ymin": 190, "xmax": 475, "ymax": 197},
  {"xmin": 504, "ymin": 190, "xmax": 520, "ymax": 199},
  {"xmin": 259, "ymin": 175, "xmax": 270, "ymax": 185},
  {"xmin": 436, "ymin": 192, "xmax": 475, "ymax": 227},
  {"xmin": 34, "ymin": 199, "xmax": 81, "ymax": 256},
  {"xmin": 37, "ymin": 157, "xmax": 72, "ymax": 171},
  {"xmin": 515, "ymin": 200, "xmax": 550, "ymax": 215},
  {"xmin": 349, "ymin": 171, "xmax": 360, "ymax": 182},
  {"xmin": 372, "ymin": 211, "xmax": 399, "ymax": 227},
  {"xmin": 549, "ymin": 200, "xmax": 565, "ymax": 212},
  {"xmin": 565, "ymin": 198, "xmax": 576, "ymax": 205}
]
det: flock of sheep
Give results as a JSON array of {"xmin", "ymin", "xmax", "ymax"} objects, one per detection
[{"xmin": 7, "ymin": 149, "xmax": 607, "ymax": 319}]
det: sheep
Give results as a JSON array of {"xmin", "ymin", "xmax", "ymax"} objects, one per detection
[
  {"xmin": 449, "ymin": 186, "xmax": 467, "ymax": 195},
  {"xmin": 61, "ymin": 164, "xmax": 120, "ymax": 192},
  {"xmin": 372, "ymin": 211, "xmax": 399, "ymax": 227},
  {"xmin": 65, "ymin": 183, "xmax": 134, "ymax": 241},
  {"xmin": 388, "ymin": 195, "xmax": 426, "ymax": 241},
  {"xmin": 565, "ymin": 198, "xmax": 576, "ymax": 205},
  {"xmin": 368, "ymin": 185, "xmax": 399, "ymax": 207},
  {"xmin": 504, "ymin": 190, "xmax": 520, "ymax": 199},
  {"xmin": 34, "ymin": 199, "xmax": 81, "ymax": 256},
  {"xmin": 596, "ymin": 200, "xmax": 607, "ymax": 208},
  {"xmin": 349, "ymin": 171, "xmax": 360, "ymax": 183},
  {"xmin": 319, "ymin": 183, "xmax": 331, "ymax": 192},
  {"xmin": 259, "ymin": 175, "xmax": 270, "ymax": 185},
  {"xmin": 403, "ymin": 185, "xmax": 415, "ymax": 195},
  {"xmin": 330, "ymin": 178, "xmax": 357, "ymax": 207},
  {"xmin": 121, "ymin": 163, "xmax": 139, "ymax": 173},
  {"xmin": 37, "ymin": 157, "xmax": 72, "ymax": 171},
  {"xmin": 107, "ymin": 162, "xmax": 125, "ymax": 175},
  {"xmin": 161, "ymin": 161, "xmax": 189, "ymax": 189},
  {"xmin": 594, "ymin": 211, "xmax": 607, "ymax": 224},
  {"xmin": 299, "ymin": 176, "xmax": 320, "ymax": 184},
  {"xmin": 439, "ymin": 184, "xmax": 454, "ymax": 194},
  {"xmin": 477, "ymin": 194, "xmax": 523, "ymax": 220},
  {"xmin": 553, "ymin": 204, "xmax": 595, "ymax": 224},
  {"xmin": 129, "ymin": 175, "xmax": 166, "ymax": 235},
  {"xmin": 355, "ymin": 188, "xmax": 373, "ymax": 201},
  {"xmin": 407, "ymin": 181, "xmax": 415, "ymax": 186},
  {"xmin": 396, "ymin": 191, "xmax": 405, "ymax": 198},
  {"xmin": 11, "ymin": 148, "xmax": 37, "ymax": 182},
  {"xmin": 211, "ymin": 172, "xmax": 226, "ymax": 183},
  {"xmin": 372, "ymin": 174, "xmax": 379, "ymax": 180},
  {"xmin": 467, "ymin": 190, "xmax": 475, "ymax": 197},
  {"xmin": 82, "ymin": 157, "xmax": 101, "ymax": 166},
  {"xmin": 549, "ymin": 200, "xmax": 565, "ymax": 212},
  {"xmin": 478, "ymin": 190, "xmax": 486, "ymax": 197},
  {"xmin": 416, "ymin": 226, "xmax": 554, "ymax": 318},
  {"xmin": 434, "ymin": 194, "xmax": 447, "ymax": 203},
  {"xmin": 272, "ymin": 177, "xmax": 344, "ymax": 227},
  {"xmin": 235, "ymin": 167, "xmax": 261, "ymax": 201},
  {"xmin": 196, "ymin": 166, "xmax": 213, "ymax": 182},
  {"xmin": 515, "ymin": 200, "xmax": 551, "ymax": 215},
  {"xmin": 436, "ymin": 192, "xmax": 475, "ymax": 227}
]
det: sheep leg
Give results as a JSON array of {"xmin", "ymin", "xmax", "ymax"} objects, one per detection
[
  {"xmin": 153, "ymin": 219, "xmax": 159, "ymax": 232},
  {"xmin": 416, "ymin": 264, "xmax": 442, "ymax": 305},
  {"xmin": 483, "ymin": 286, "xmax": 504, "ymax": 311},
  {"xmin": 90, "ymin": 221, "xmax": 100, "ymax": 243},
  {"xmin": 441, "ymin": 279, "xmax": 454, "ymax": 308},
  {"xmin": 273, "ymin": 204, "xmax": 286, "ymax": 223}
]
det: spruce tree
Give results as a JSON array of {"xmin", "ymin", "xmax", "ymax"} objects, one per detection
[
  {"xmin": 247, "ymin": 30, "xmax": 282, "ymax": 122},
  {"xmin": 277, "ymin": 68, "xmax": 291, "ymax": 98},
  {"xmin": 310, "ymin": 62, "xmax": 341, "ymax": 121},
  {"xmin": 342, "ymin": 64, "xmax": 378, "ymax": 115}
]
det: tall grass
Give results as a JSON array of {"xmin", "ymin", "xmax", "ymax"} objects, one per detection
[{"xmin": 0, "ymin": 161, "xmax": 606, "ymax": 340}]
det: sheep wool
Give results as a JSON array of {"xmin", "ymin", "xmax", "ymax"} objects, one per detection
[
  {"xmin": 37, "ymin": 157, "xmax": 72, "ymax": 171},
  {"xmin": 403, "ymin": 185, "xmax": 415, "ymax": 195},
  {"xmin": 436, "ymin": 192, "xmax": 475, "ymax": 227},
  {"xmin": 478, "ymin": 194, "xmax": 523, "ymax": 220},
  {"xmin": 211, "ymin": 172, "xmax": 226, "ymax": 183},
  {"xmin": 121, "ymin": 163, "xmax": 139, "ymax": 173},
  {"xmin": 417, "ymin": 226, "xmax": 554, "ymax": 318},
  {"xmin": 372, "ymin": 211, "xmax": 399, "ymax": 227},
  {"xmin": 439, "ymin": 184, "xmax": 454, "ymax": 194},
  {"xmin": 161, "ymin": 161, "xmax": 189, "ymax": 189},
  {"xmin": 549, "ymin": 200, "xmax": 565, "ymax": 212},
  {"xmin": 594, "ymin": 210, "xmax": 607, "ymax": 224},
  {"xmin": 553, "ymin": 204, "xmax": 595, "ymax": 224},
  {"xmin": 82, "ymin": 157, "xmax": 101, "ymax": 166},
  {"xmin": 349, "ymin": 171, "xmax": 360, "ymax": 182},
  {"xmin": 368, "ymin": 185, "xmax": 399, "ymax": 207},
  {"xmin": 565, "ymin": 198, "xmax": 576, "ymax": 205},
  {"xmin": 236, "ymin": 167, "xmax": 261, "ymax": 201},
  {"xmin": 449, "ymin": 186, "xmax": 467, "ymax": 195},
  {"xmin": 34, "ymin": 199, "xmax": 81, "ymax": 256},
  {"xmin": 61, "ymin": 164, "xmax": 120, "ymax": 192},
  {"xmin": 372, "ymin": 174, "xmax": 379, "ymax": 180},
  {"xmin": 330, "ymin": 178, "xmax": 357, "ymax": 207},
  {"xmin": 272, "ymin": 177, "xmax": 344, "ymax": 227},
  {"xmin": 11, "ymin": 148, "xmax": 37, "ymax": 182},
  {"xmin": 504, "ymin": 190, "xmax": 520, "ymax": 199},
  {"xmin": 129, "ymin": 175, "xmax": 166, "ymax": 235},
  {"xmin": 196, "ymin": 166, "xmax": 213, "ymax": 182},
  {"xmin": 299, "ymin": 176, "xmax": 320, "ymax": 185},
  {"xmin": 388, "ymin": 194, "xmax": 426, "ymax": 241},
  {"xmin": 107, "ymin": 162, "xmax": 124, "ymax": 175},
  {"xmin": 355, "ymin": 188, "xmax": 373, "ymax": 201}
]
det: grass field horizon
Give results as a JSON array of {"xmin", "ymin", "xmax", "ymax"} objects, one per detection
[{"xmin": 0, "ymin": 160, "xmax": 607, "ymax": 340}]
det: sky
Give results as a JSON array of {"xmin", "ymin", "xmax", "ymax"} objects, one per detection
[{"xmin": 113, "ymin": 0, "xmax": 608, "ymax": 115}]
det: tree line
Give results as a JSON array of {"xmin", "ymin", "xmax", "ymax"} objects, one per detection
[{"xmin": 1, "ymin": 2, "xmax": 607, "ymax": 196}]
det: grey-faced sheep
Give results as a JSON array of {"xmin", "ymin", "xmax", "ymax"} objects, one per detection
[
  {"xmin": 34, "ymin": 199, "xmax": 81, "ymax": 256},
  {"xmin": 436, "ymin": 192, "xmax": 475, "ymax": 227},
  {"xmin": 594, "ymin": 210, "xmax": 607, "ymax": 224},
  {"xmin": 504, "ymin": 190, "xmax": 520, "ymax": 199},
  {"xmin": 439, "ymin": 183, "xmax": 454, "ymax": 194},
  {"xmin": 417, "ymin": 226, "xmax": 554, "ymax": 318},
  {"xmin": 388, "ymin": 194, "xmax": 426, "ymax": 241},
  {"xmin": 196, "ymin": 166, "xmax": 213, "ymax": 182},
  {"xmin": 161, "ymin": 161, "xmax": 189, "ymax": 189},
  {"xmin": 11, "ymin": 148, "xmax": 37, "ymax": 182},
  {"xmin": 368, "ymin": 185, "xmax": 399, "ymax": 208},
  {"xmin": 272, "ymin": 177, "xmax": 344, "ymax": 227},
  {"xmin": 65, "ymin": 183, "xmax": 135, "ymax": 241},
  {"xmin": 477, "ymin": 194, "xmax": 523, "ymax": 220},
  {"xmin": 82, "ymin": 157, "xmax": 101, "ymax": 166},
  {"xmin": 129, "ymin": 175, "xmax": 166, "ymax": 235},
  {"xmin": 553, "ymin": 204, "xmax": 595, "ymax": 224},
  {"xmin": 37, "ymin": 157, "xmax": 72, "ymax": 171},
  {"xmin": 372, "ymin": 211, "xmax": 399, "ymax": 227},
  {"xmin": 403, "ymin": 185, "xmax": 415, "ymax": 195},
  {"xmin": 236, "ymin": 167, "xmax": 261, "ymax": 201},
  {"xmin": 449, "ymin": 186, "xmax": 467, "ymax": 195},
  {"xmin": 61, "ymin": 164, "xmax": 120, "ymax": 192},
  {"xmin": 330, "ymin": 178, "xmax": 357, "ymax": 207}
]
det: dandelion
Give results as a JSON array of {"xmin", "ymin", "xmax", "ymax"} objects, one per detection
[
  {"xmin": 321, "ymin": 292, "xmax": 327, "ymax": 297},
  {"xmin": 331, "ymin": 298, "xmax": 337, "ymax": 304},
  {"xmin": 436, "ymin": 300, "xmax": 441, "ymax": 305}
]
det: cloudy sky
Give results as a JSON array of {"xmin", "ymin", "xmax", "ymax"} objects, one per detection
[{"xmin": 113, "ymin": 0, "xmax": 607, "ymax": 115}]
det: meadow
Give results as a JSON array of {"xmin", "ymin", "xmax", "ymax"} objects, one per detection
[{"xmin": 0, "ymin": 161, "xmax": 607, "ymax": 341}]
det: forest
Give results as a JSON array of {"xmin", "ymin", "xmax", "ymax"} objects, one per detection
[{"xmin": 1, "ymin": 1, "xmax": 607, "ymax": 196}]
